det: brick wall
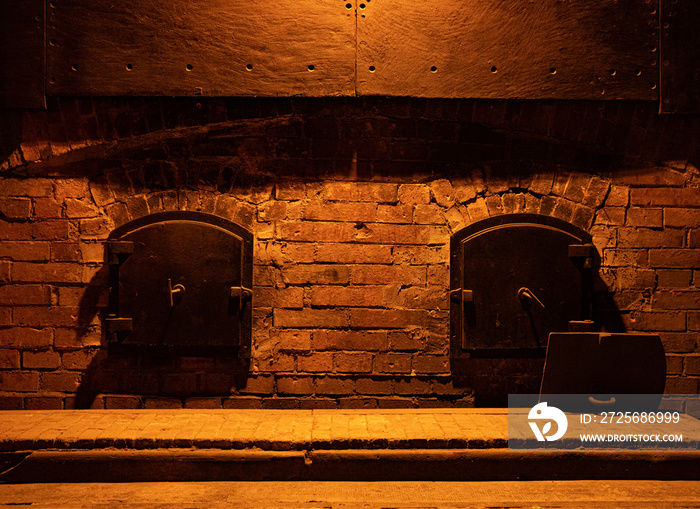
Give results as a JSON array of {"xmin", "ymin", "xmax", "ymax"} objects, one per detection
[{"xmin": 0, "ymin": 97, "xmax": 699, "ymax": 409}]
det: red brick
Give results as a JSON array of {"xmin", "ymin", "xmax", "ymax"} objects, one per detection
[
  {"xmin": 685, "ymin": 356, "xmax": 700, "ymax": 375},
  {"xmin": 388, "ymin": 330, "xmax": 425, "ymax": 350},
  {"xmin": 41, "ymin": 371, "xmax": 81, "ymax": 392},
  {"xmin": 257, "ymin": 353, "xmax": 296, "ymax": 372},
  {"xmin": 617, "ymin": 229, "xmax": 685, "ymax": 249},
  {"xmin": 356, "ymin": 377, "xmax": 393, "ymax": 395},
  {"xmin": 398, "ymin": 184, "xmax": 431, "ymax": 205},
  {"xmin": 277, "ymin": 376, "xmax": 315, "ymax": 395},
  {"xmin": 653, "ymin": 291, "xmax": 700, "ymax": 310},
  {"xmin": 657, "ymin": 269, "xmax": 693, "ymax": 288},
  {"xmin": 0, "ymin": 222, "xmax": 33, "ymax": 240},
  {"xmin": 300, "ymin": 398, "xmax": 337, "ymax": 409},
  {"xmin": 277, "ymin": 330, "xmax": 311, "ymax": 351},
  {"xmin": 0, "ymin": 261, "xmax": 10, "ymax": 283},
  {"xmin": 314, "ymin": 330, "xmax": 386, "ymax": 351},
  {"xmin": 394, "ymin": 377, "xmax": 432, "ymax": 395},
  {"xmin": 626, "ymin": 208, "xmax": 663, "ymax": 228},
  {"xmin": 606, "ymin": 185, "xmax": 630, "ymax": 207},
  {"xmin": 32, "ymin": 220, "xmax": 71, "ymax": 240},
  {"xmin": 374, "ymin": 353, "xmax": 412, "ymax": 374},
  {"xmin": 0, "ymin": 396, "xmax": 24, "ymax": 409},
  {"xmin": 283, "ymin": 264, "xmax": 351, "ymax": 285},
  {"xmin": 631, "ymin": 188, "xmax": 700, "ymax": 207},
  {"xmin": 603, "ymin": 249, "xmax": 647, "ymax": 267},
  {"xmin": 689, "ymin": 312, "xmax": 700, "ymax": 331},
  {"xmin": 691, "ymin": 230, "xmax": 700, "ymax": 249},
  {"xmin": 262, "ymin": 398, "xmax": 300, "ymax": 409},
  {"xmin": 377, "ymin": 204, "xmax": 413, "ymax": 224},
  {"xmin": 321, "ymin": 182, "xmax": 397, "ymax": 203},
  {"xmin": 275, "ymin": 182, "xmax": 305, "ymax": 201},
  {"xmin": 0, "ymin": 284, "xmax": 51, "ymax": 305},
  {"xmin": 64, "ymin": 199, "xmax": 98, "ymax": 218},
  {"xmin": 14, "ymin": 307, "xmax": 78, "ymax": 327},
  {"xmin": 1, "ymin": 371, "xmax": 40, "ymax": 391},
  {"xmin": 0, "ymin": 308, "xmax": 10, "ymax": 326},
  {"xmin": 55, "ymin": 179, "xmax": 90, "ymax": 200},
  {"xmin": 309, "ymin": 286, "xmax": 384, "ymax": 307},
  {"xmin": 0, "ymin": 198, "xmax": 32, "ymax": 220},
  {"xmin": 258, "ymin": 201, "xmax": 287, "ymax": 222},
  {"xmin": 0, "ymin": 328, "xmax": 53, "ymax": 349},
  {"xmin": 0, "ymin": 242, "xmax": 50, "ymax": 263},
  {"xmin": 665, "ymin": 208, "xmax": 700, "ymax": 228},
  {"xmin": 79, "ymin": 217, "xmax": 112, "ymax": 236},
  {"xmin": 412, "ymin": 354, "xmax": 450, "ymax": 374},
  {"xmin": 664, "ymin": 377, "xmax": 698, "ymax": 394},
  {"xmin": 334, "ymin": 352, "xmax": 373, "ymax": 373},
  {"xmin": 315, "ymin": 244, "xmax": 392, "ymax": 264},
  {"xmin": 184, "ymin": 398, "xmax": 223, "ymax": 409},
  {"xmin": 274, "ymin": 309, "xmax": 349, "ymax": 328},
  {"xmin": 25, "ymin": 397, "xmax": 63, "ymax": 410},
  {"xmin": 2, "ymin": 179, "xmax": 53, "ymax": 197},
  {"xmin": 240, "ymin": 375, "xmax": 274, "ymax": 394},
  {"xmin": 349, "ymin": 309, "xmax": 429, "ymax": 329},
  {"xmin": 302, "ymin": 202, "xmax": 376, "ymax": 222},
  {"xmin": 33, "ymin": 198, "xmax": 63, "ymax": 218},
  {"xmin": 298, "ymin": 352, "xmax": 334, "ymax": 373},
  {"xmin": 351, "ymin": 265, "xmax": 426, "ymax": 285},
  {"xmin": 282, "ymin": 243, "xmax": 315, "ymax": 263},
  {"xmin": 623, "ymin": 312, "xmax": 687, "ymax": 332},
  {"xmin": 338, "ymin": 397, "xmax": 377, "ymax": 409},
  {"xmin": 595, "ymin": 207, "xmax": 626, "ymax": 226},
  {"xmin": 314, "ymin": 376, "xmax": 354, "ymax": 395},
  {"xmin": 51, "ymin": 242, "xmax": 81, "ymax": 262},
  {"xmin": 254, "ymin": 287, "xmax": 304, "ymax": 308},
  {"xmin": 660, "ymin": 332, "xmax": 698, "ymax": 353},
  {"xmin": 12, "ymin": 262, "xmax": 82, "ymax": 283},
  {"xmin": 105, "ymin": 396, "xmax": 142, "ymax": 409},
  {"xmin": 666, "ymin": 355, "xmax": 684, "ymax": 375},
  {"xmin": 414, "ymin": 204, "xmax": 446, "ymax": 225},
  {"xmin": 23, "ymin": 350, "xmax": 61, "ymax": 369},
  {"xmin": 144, "ymin": 398, "xmax": 183, "ymax": 409},
  {"xmin": 223, "ymin": 397, "xmax": 263, "ymax": 409},
  {"xmin": 0, "ymin": 350, "xmax": 20, "ymax": 369},
  {"xmin": 649, "ymin": 249, "xmax": 700, "ymax": 268},
  {"xmin": 62, "ymin": 350, "xmax": 101, "ymax": 370}
]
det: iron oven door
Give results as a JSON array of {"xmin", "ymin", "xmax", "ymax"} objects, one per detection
[
  {"xmin": 451, "ymin": 214, "xmax": 592, "ymax": 355},
  {"xmin": 108, "ymin": 211, "xmax": 253, "ymax": 353}
]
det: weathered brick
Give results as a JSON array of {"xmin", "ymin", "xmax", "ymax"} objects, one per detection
[
  {"xmin": 51, "ymin": 242, "xmax": 81, "ymax": 262},
  {"xmin": 657, "ymin": 269, "xmax": 693, "ymax": 288},
  {"xmin": 254, "ymin": 287, "xmax": 304, "ymax": 308},
  {"xmin": 355, "ymin": 377, "xmax": 393, "ymax": 395},
  {"xmin": 398, "ymin": 184, "xmax": 431, "ymax": 205},
  {"xmin": 605, "ymin": 185, "xmax": 630, "ymax": 207},
  {"xmin": 665, "ymin": 208, "xmax": 700, "ymax": 228},
  {"xmin": 374, "ymin": 353, "xmax": 412, "ymax": 374},
  {"xmin": 104, "ymin": 396, "xmax": 143, "ymax": 409},
  {"xmin": 275, "ymin": 181, "xmax": 305, "ymax": 201},
  {"xmin": 12, "ymin": 262, "xmax": 83, "ymax": 283},
  {"xmin": 0, "ymin": 198, "xmax": 32, "ymax": 220},
  {"xmin": 689, "ymin": 312, "xmax": 700, "ymax": 331},
  {"xmin": 349, "ymin": 309, "xmax": 429, "ymax": 329},
  {"xmin": 184, "ymin": 398, "xmax": 222, "ymax": 409},
  {"xmin": 414, "ymin": 204, "xmax": 446, "ymax": 225},
  {"xmin": 277, "ymin": 376, "xmax": 315, "ymax": 395},
  {"xmin": 274, "ymin": 309, "xmax": 349, "ymax": 328},
  {"xmin": 666, "ymin": 355, "xmax": 684, "ymax": 375},
  {"xmin": 351, "ymin": 265, "xmax": 426, "ymax": 285},
  {"xmin": 631, "ymin": 188, "xmax": 700, "ymax": 207},
  {"xmin": 79, "ymin": 217, "xmax": 112, "ymax": 236},
  {"xmin": 239, "ymin": 374, "xmax": 274, "ymax": 394},
  {"xmin": 649, "ymin": 249, "xmax": 700, "ymax": 268},
  {"xmin": 0, "ymin": 261, "xmax": 10, "ymax": 283},
  {"xmin": 23, "ymin": 350, "xmax": 61, "ymax": 369},
  {"xmin": 0, "ymin": 222, "xmax": 33, "ymax": 240},
  {"xmin": 277, "ymin": 330, "xmax": 312, "ymax": 351},
  {"xmin": 314, "ymin": 330, "xmax": 386, "ymax": 351},
  {"xmin": 595, "ymin": 207, "xmax": 626, "ymax": 226},
  {"xmin": 334, "ymin": 352, "xmax": 373, "ymax": 373},
  {"xmin": 0, "ymin": 328, "xmax": 53, "ymax": 349},
  {"xmin": 602, "ymin": 249, "xmax": 648, "ymax": 268},
  {"xmin": 14, "ymin": 306, "xmax": 79, "ymax": 327},
  {"xmin": 279, "ymin": 221, "xmax": 355, "ymax": 243},
  {"xmin": 55, "ymin": 179, "xmax": 90, "ymax": 200},
  {"xmin": 2, "ymin": 178, "xmax": 53, "ymax": 197},
  {"xmin": 64, "ymin": 199, "xmax": 99, "ymax": 218},
  {"xmin": 315, "ymin": 244, "xmax": 392, "ymax": 264},
  {"xmin": 283, "ymin": 264, "xmax": 351, "ymax": 285},
  {"xmin": 394, "ymin": 377, "xmax": 432, "ymax": 395},
  {"xmin": 0, "ymin": 396, "xmax": 24, "ymax": 410},
  {"xmin": 321, "ymin": 182, "xmax": 397, "ymax": 203},
  {"xmin": 0, "ymin": 241, "xmax": 50, "ymax": 261},
  {"xmin": 33, "ymin": 198, "xmax": 63, "ymax": 218},
  {"xmin": 1, "ymin": 371, "xmax": 40, "ymax": 391},
  {"xmin": 25, "ymin": 397, "xmax": 63, "ymax": 410},
  {"xmin": 623, "ymin": 312, "xmax": 686, "ymax": 332},
  {"xmin": 412, "ymin": 354, "xmax": 450, "ymax": 374},
  {"xmin": 664, "ymin": 377, "xmax": 698, "ymax": 394},
  {"xmin": 62, "ymin": 350, "xmax": 101, "ymax": 370},
  {"xmin": 653, "ymin": 291, "xmax": 700, "ymax": 310},
  {"xmin": 377, "ymin": 204, "xmax": 413, "ymax": 223},
  {"xmin": 617, "ymin": 228, "xmax": 684, "ymax": 249},
  {"xmin": 314, "ymin": 376, "xmax": 354, "ymax": 395},
  {"xmin": 302, "ymin": 202, "xmax": 376, "ymax": 222},
  {"xmin": 310, "ymin": 286, "xmax": 384, "ymax": 308},
  {"xmin": 258, "ymin": 201, "xmax": 287, "ymax": 222},
  {"xmin": 0, "ymin": 350, "xmax": 20, "ymax": 369},
  {"xmin": 0, "ymin": 284, "xmax": 51, "ymax": 305},
  {"xmin": 144, "ymin": 398, "xmax": 183, "ymax": 409},
  {"xmin": 223, "ymin": 397, "xmax": 263, "ymax": 409},
  {"xmin": 685, "ymin": 356, "xmax": 700, "ymax": 376},
  {"xmin": 32, "ymin": 220, "xmax": 71, "ymax": 240},
  {"xmin": 298, "ymin": 352, "xmax": 334, "ymax": 373},
  {"xmin": 626, "ymin": 208, "xmax": 663, "ymax": 228}
]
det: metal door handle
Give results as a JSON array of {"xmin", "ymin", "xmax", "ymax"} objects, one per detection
[
  {"xmin": 518, "ymin": 287, "xmax": 545, "ymax": 309},
  {"xmin": 168, "ymin": 278, "xmax": 186, "ymax": 307}
]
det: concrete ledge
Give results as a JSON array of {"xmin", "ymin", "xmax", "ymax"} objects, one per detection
[{"xmin": 3, "ymin": 448, "xmax": 700, "ymax": 483}]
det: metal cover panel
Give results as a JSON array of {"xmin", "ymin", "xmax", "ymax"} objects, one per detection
[
  {"xmin": 451, "ymin": 214, "xmax": 592, "ymax": 354},
  {"xmin": 108, "ymin": 212, "xmax": 252, "ymax": 353}
]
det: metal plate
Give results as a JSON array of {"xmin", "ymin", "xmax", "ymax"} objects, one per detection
[
  {"xmin": 451, "ymin": 214, "xmax": 592, "ymax": 355},
  {"xmin": 107, "ymin": 212, "xmax": 253, "ymax": 354}
]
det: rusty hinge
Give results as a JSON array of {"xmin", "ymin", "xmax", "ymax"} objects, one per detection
[
  {"xmin": 450, "ymin": 288, "xmax": 474, "ymax": 303},
  {"xmin": 107, "ymin": 240, "xmax": 134, "ymax": 264}
]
